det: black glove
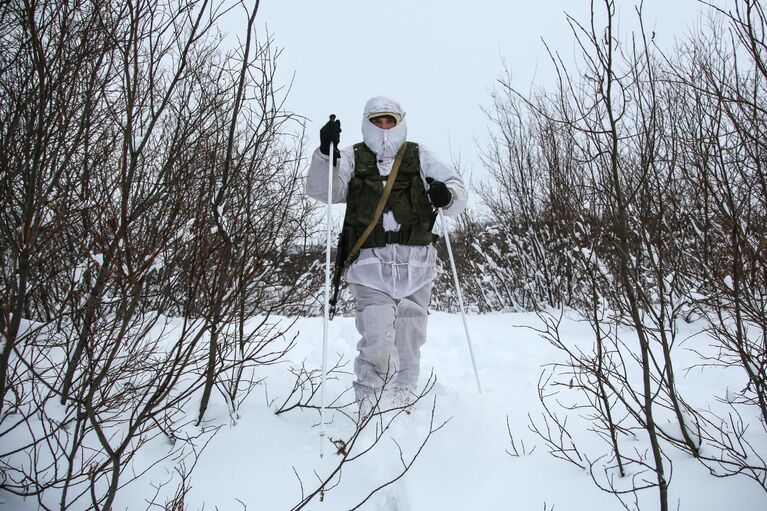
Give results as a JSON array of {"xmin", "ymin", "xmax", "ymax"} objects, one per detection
[
  {"xmin": 425, "ymin": 177, "xmax": 452, "ymax": 208},
  {"xmin": 319, "ymin": 114, "xmax": 341, "ymax": 167}
]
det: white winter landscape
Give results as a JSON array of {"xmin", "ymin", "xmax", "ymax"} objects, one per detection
[
  {"xmin": 3, "ymin": 309, "xmax": 766, "ymax": 510},
  {"xmin": 3, "ymin": 0, "xmax": 767, "ymax": 510}
]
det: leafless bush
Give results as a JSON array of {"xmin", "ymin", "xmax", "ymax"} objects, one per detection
[
  {"xmin": 505, "ymin": 415, "xmax": 536, "ymax": 457},
  {"xmin": 475, "ymin": 1, "xmax": 767, "ymax": 509},
  {"xmin": 0, "ymin": 0, "xmax": 314, "ymax": 508},
  {"xmin": 285, "ymin": 372, "xmax": 443, "ymax": 511}
]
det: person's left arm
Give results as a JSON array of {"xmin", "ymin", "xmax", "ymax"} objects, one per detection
[{"xmin": 419, "ymin": 146, "xmax": 468, "ymax": 217}]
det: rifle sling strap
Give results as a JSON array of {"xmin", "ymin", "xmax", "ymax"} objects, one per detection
[{"xmin": 346, "ymin": 144, "xmax": 407, "ymax": 263}]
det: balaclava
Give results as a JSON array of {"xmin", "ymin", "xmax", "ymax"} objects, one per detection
[{"xmin": 361, "ymin": 96, "xmax": 407, "ymax": 158}]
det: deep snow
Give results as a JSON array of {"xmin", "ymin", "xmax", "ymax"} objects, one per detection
[{"xmin": 3, "ymin": 310, "xmax": 765, "ymax": 510}]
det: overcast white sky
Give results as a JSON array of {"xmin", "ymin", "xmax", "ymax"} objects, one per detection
[{"xmin": 246, "ymin": 1, "xmax": 721, "ymax": 184}]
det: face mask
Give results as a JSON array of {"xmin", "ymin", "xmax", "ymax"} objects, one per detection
[{"xmin": 361, "ymin": 116, "xmax": 407, "ymax": 158}]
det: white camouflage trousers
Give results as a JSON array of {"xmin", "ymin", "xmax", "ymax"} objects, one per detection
[{"xmin": 349, "ymin": 281, "xmax": 432, "ymax": 399}]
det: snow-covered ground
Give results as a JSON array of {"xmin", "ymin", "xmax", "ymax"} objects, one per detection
[{"xmin": 3, "ymin": 311, "xmax": 765, "ymax": 510}]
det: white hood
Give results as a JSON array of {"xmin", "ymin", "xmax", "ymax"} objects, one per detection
[{"xmin": 361, "ymin": 96, "xmax": 407, "ymax": 158}]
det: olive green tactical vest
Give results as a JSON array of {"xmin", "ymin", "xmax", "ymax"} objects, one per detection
[{"xmin": 341, "ymin": 141, "xmax": 437, "ymax": 257}]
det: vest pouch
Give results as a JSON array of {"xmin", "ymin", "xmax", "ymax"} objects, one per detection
[
  {"xmin": 347, "ymin": 176, "xmax": 383, "ymax": 225},
  {"xmin": 410, "ymin": 176, "xmax": 436, "ymax": 222},
  {"xmin": 389, "ymin": 178, "xmax": 417, "ymax": 224}
]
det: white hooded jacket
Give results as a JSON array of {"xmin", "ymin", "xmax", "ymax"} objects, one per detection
[{"xmin": 305, "ymin": 96, "xmax": 467, "ymax": 299}]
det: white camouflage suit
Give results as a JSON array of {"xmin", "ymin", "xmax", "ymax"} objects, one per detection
[{"xmin": 305, "ymin": 96, "xmax": 467, "ymax": 400}]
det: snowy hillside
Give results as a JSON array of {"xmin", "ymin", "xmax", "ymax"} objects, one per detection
[{"xmin": 5, "ymin": 311, "xmax": 762, "ymax": 510}]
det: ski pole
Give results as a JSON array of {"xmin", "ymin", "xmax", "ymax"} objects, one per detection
[
  {"xmin": 439, "ymin": 208, "xmax": 482, "ymax": 393},
  {"xmin": 320, "ymin": 141, "xmax": 334, "ymax": 457}
]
